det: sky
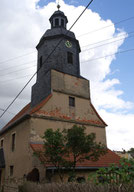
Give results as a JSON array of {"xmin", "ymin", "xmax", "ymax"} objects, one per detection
[{"xmin": 0, "ymin": 0, "xmax": 134, "ymax": 151}]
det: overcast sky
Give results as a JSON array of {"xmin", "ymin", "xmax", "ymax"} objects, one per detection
[{"xmin": 0, "ymin": 0, "xmax": 134, "ymax": 151}]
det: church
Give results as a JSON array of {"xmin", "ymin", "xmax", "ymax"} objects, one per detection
[{"xmin": 0, "ymin": 7, "xmax": 120, "ymax": 184}]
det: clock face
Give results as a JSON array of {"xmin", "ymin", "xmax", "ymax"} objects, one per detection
[{"xmin": 65, "ymin": 40, "xmax": 72, "ymax": 48}]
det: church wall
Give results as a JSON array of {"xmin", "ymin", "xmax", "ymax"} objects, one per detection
[
  {"xmin": 30, "ymin": 88, "xmax": 107, "ymax": 145},
  {"xmin": 36, "ymin": 91, "xmax": 105, "ymax": 125},
  {"xmin": 30, "ymin": 117, "xmax": 106, "ymax": 145},
  {"xmin": 0, "ymin": 119, "xmax": 44, "ymax": 182},
  {"xmin": 51, "ymin": 69, "xmax": 90, "ymax": 99}
]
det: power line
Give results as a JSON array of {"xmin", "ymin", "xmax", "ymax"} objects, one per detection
[
  {"xmin": 1, "ymin": 47, "xmax": 134, "ymax": 84},
  {"xmin": 81, "ymin": 47, "xmax": 134, "ymax": 63},
  {"xmin": 0, "ymin": 30, "xmax": 133, "ymax": 75},
  {"xmin": 0, "ymin": 32, "xmax": 129, "ymax": 75},
  {"xmin": 0, "ymin": 17, "xmax": 134, "ymax": 67},
  {"xmin": 81, "ymin": 31, "xmax": 132, "ymax": 48},
  {"xmin": 0, "ymin": 51, "xmax": 36, "ymax": 65},
  {"xmin": 0, "ymin": 0, "xmax": 95, "ymax": 119},
  {"xmin": 1, "ymin": 32, "xmax": 134, "ymax": 79},
  {"xmin": 0, "ymin": 108, "xmax": 15, "ymax": 115},
  {"xmin": 78, "ymin": 16, "xmax": 134, "ymax": 38},
  {"xmin": 81, "ymin": 33, "xmax": 134, "ymax": 52},
  {"xmin": 0, "ymin": 74, "xmax": 35, "ymax": 84},
  {"xmin": 0, "ymin": 65, "xmax": 36, "ymax": 77},
  {"xmin": 0, "ymin": 60, "xmax": 36, "ymax": 72}
]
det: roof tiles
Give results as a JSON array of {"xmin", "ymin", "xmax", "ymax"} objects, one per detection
[{"xmin": 30, "ymin": 143, "xmax": 121, "ymax": 168}]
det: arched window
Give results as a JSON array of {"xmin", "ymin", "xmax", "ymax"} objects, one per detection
[
  {"xmin": 61, "ymin": 19, "xmax": 64, "ymax": 27},
  {"xmin": 55, "ymin": 18, "xmax": 59, "ymax": 26},
  {"xmin": 27, "ymin": 168, "xmax": 40, "ymax": 182}
]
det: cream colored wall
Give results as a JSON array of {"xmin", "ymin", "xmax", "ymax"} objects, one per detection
[
  {"xmin": 30, "ymin": 118, "xmax": 106, "ymax": 145},
  {"xmin": 39, "ymin": 91, "xmax": 105, "ymax": 126},
  {"xmin": 0, "ymin": 119, "xmax": 44, "ymax": 181},
  {"xmin": 31, "ymin": 91, "xmax": 107, "ymax": 145}
]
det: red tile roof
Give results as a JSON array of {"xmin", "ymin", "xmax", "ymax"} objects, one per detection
[
  {"xmin": 0, "ymin": 103, "xmax": 31, "ymax": 134},
  {"xmin": 30, "ymin": 94, "xmax": 52, "ymax": 114},
  {"xmin": 90, "ymin": 102, "xmax": 107, "ymax": 126},
  {"xmin": 30, "ymin": 143, "xmax": 121, "ymax": 168},
  {"xmin": 0, "ymin": 94, "xmax": 52, "ymax": 135}
]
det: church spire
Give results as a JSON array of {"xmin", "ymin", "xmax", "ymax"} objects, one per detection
[
  {"xmin": 57, "ymin": 0, "xmax": 61, "ymax": 10},
  {"xmin": 49, "ymin": 2, "xmax": 68, "ymax": 29}
]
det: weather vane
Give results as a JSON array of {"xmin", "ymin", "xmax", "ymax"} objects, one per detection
[{"xmin": 57, "ymin": 0, "xmax": 61, "ymax": 10}]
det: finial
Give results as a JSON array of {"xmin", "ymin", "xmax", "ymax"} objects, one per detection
[{"xmin": 57, "ymin": 0, "xmax": 60, "ymax": 10}]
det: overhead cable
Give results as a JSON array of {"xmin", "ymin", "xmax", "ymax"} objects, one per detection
[{"xmin": 0, "ymin": 0, "xmax": 95, "ymax": 119}]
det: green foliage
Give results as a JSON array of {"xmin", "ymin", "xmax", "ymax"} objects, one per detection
[
  {"xmin": 41, "ymin": 125, "xmax": 107, "ymax": 181},
  {"xmin": 90, "ymin": 158, "xmax": 134, "ymax": 185},
  {"xmin": 43, "ymin": 129, "xmax": 67, "ymax": 167},
  {"xmin": 65, "ymin": 125, "xmax": 107, "ymax": 172}
]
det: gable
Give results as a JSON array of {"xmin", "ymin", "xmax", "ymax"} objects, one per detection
[{"xmin": 31, "ymin": 91, "xmax": 107, "ymax": 127}]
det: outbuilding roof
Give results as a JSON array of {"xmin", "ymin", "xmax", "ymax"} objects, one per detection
[{"xmin": 30, "ymin": 143, "xmax": 121, "ymax": 169}]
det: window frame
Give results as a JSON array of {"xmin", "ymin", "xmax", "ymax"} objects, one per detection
[
  {"xmin": 0, "ymin": 138, "xmax": 4, "ymax": 148},
  {"xmin": 55, "ymin": 18, "xmax": 59, "ymax": 26},
  {"xmin": 11, "ymin": 132, "xmax": 16, "ymax": 152},
  {"xmin": 67, "ymin": 52, "xmax": 73, "ymax": 64},
  {"xmin": 61, "ymin": 19, "xmax": 64, "ymax": 27},
  {"xmin": 69, "ymin": 96, "xmax": 75, "ymax": 107},
  {"xmin": 9, "ymin": 165, "xmax": 14, "ymax": 177}
]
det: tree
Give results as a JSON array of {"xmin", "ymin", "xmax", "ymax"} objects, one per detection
[
  {"xmin": 65, "ymin": 125, "xmax": 107, "ymax": 175},
  {"xmin": 42, "ymin": 128, "xmax": 69, "ymax": 182},
  {"xmin": 39, "ymin": 125, "xmax": 107, "ymax": 181}
]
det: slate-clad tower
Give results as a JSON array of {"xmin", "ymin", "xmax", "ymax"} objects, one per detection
[{"xmin": 31, "ymin": 9, "xmax": 81, "ymax": 107}]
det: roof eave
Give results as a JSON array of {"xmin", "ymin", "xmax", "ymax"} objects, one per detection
[
  {"xmin": 0, "ymin": 114, "xmax": 30, "ymax": 136},
  {"xmin": 46, "ymin": 166, "xmax": 117, "ymax": 170}
]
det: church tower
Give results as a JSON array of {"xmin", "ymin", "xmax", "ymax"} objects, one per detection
[{"xmin": 31, "ymin": 7, "xmax": 83, "ymax": 107}]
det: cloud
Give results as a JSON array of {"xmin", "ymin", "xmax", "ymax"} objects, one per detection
[
  {"xmin": 99, "ymin": 109, "xmax": 134, "ymax": 150},
  {"xmin": 0, "ymin": 0, "xmax": 133, "ymax": 150}
]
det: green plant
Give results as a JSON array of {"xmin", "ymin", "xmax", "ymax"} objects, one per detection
[
  {"xmin": 65, "ymin": 125, "xmax": 107, "ymax": 174},
  {"xmin": 90, "ymin": 158, "xmax": 134, "ymax": 186},
  {"xmin": 35, "ymin": 125, "xmax": 107, "ymax": 182}
]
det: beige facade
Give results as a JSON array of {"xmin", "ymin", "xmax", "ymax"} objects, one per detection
[{"xmin": 0, "ymin": 69, "xmax": 107, "ymax": 185}]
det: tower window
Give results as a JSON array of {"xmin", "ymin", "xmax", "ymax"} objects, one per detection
[
  {"xmin": 69, "ymin": 97, "xmax": 75, "ymax": 107},
  {"xmin": 11, "ymin": 133, "xmax": 16, "ymax": 152},
  {"xmin": 61, "ymin": 19, "xmax": 64, "ymax": 27},
  {"xmin": 10, "ymin": 166, "xmax": 14, "ymax": 177},
  {"xmin": 67, "ymin": 52, "xmax": 73, "ymax": 64},
  {"xmin": 55, "ymin": 18, "xmax": 59, "ymax": 26},
  {"xmin": 39, "ymin": 56, "xmax": 43, "ymax": 68}
]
